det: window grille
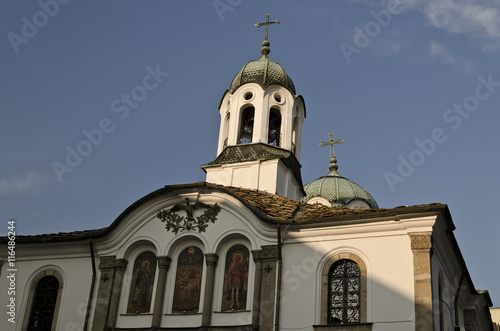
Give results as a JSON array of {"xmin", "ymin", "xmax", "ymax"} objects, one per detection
[
  {"xmin": 27, "ymin": 276, "xmax": 59, "ymax": 331},
  {"xmin": 328, "ymin": 259, "xmax": 361, "ymax": 324}
]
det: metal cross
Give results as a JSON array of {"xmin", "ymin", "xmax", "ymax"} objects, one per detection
[
  {"xmin": 254, "ymin": 13, "xmax": 280, "ymax": 41},
  {"xmin": 320, "ymin": 132, "xmax": 344, "ymax": 158}
]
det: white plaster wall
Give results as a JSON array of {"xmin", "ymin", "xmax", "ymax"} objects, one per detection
[
  {"xmin": 259, "ymin": 161, "xmax": 279, "ymax": 193},
  {"xmin": 205, "ymin": 167, "xmax": 232, "ymax": 187},
  {"xmin": 206, "ymin": 159, "xmax": 303, "ymax": 200},
  {"xmin": 1, "ymin": 244, "xmax": 93, "ymax": 331},
  {"xmin": 279, "ymin": 225, "xmax": 416, "ymax": 331}
]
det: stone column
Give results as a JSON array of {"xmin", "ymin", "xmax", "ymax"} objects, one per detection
[
  {"xmin": 201, "ymin": 253, "xmax": 219, "ymax": 328},
  {"xmin": 259, "ymin": 245, "xmax": 279, "ymax": 331},
  {"xmin": 410, "ymin": 233, "xmax": 434, "ymax": 331},
  {"xmin": 251, "ymin": 250, "xmax": 263, "ymax": 330},
  {"xmin": 107, "ymin": 258, "xmax": 128, "ymax": 329},
  {"xmin": 151, "ymin": 256, "xmax": 172, "ymax": 329},
  {"xmin": 92, "ymin": 255, "xmax": 128, "ymax": 330}
]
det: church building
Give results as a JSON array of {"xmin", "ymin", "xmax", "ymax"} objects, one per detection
[{"xmin": 1, "ymin": 15, "xmax": 495, "ymax": 331}]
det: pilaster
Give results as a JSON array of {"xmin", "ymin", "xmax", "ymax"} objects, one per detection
[
  {"xmin": 259, "ymin": 245, "xmax": 279, "ymax": 331},
  {"xmin": 92, "ymin": 255, "xmax": 128, "ymax": 330},
  {"xmin": 410, "ymin": 233, "xmax": 434, "ymax": 331},
  {"xmin": 251, "ymin": 249, "xmax": 264, "ymax": 330},
  {"xmin": 151, "ymin": 256, "xmax": 172, "ymax": 328},
  {"xmin": 201, "ymin": 253, "xmax": 219, "ymax": 328}
]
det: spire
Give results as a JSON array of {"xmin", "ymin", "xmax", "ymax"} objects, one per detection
[
  {"xmin": 319, "ymin": 132, "xmax": 344, "ymax": 174},
  {"xmin": 254, "ymin": 13, "xmax": 280, "ymax": 56}
]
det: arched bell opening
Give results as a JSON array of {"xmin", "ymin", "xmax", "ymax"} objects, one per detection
[
  {"xmin": 292, "ymin": 116, "xmax": 299, "ymax": 154},
  {"xmin": 268, "ymin": 107, "xmax": 282, "ymax": 147},
  {"xmin": 222, "ymin": 112, "xmax": 230, "ymax": 149},
  {"xmin": 238, "ymin": 106, "xmax": 255, "ymax": 144}
]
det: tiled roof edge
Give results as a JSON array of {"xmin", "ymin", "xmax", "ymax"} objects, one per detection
[{"xmin": 2, "ymin": 182, "xmax": 448, "ymax": 244}]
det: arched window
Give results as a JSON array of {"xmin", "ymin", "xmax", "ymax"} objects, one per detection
[
  {"xmin": 126, "ymin": 251, "xmax": 157, "ymax": 314},
  {"xmin": 27, "ymin": 275, "xmax": 60, "ymax": 331},
  {"xmin": 292, "ymin": 117, "xmax": 299, "ymax": 154},
  {"xmin": 222, "ymin": 113, "xmax": 230, "ymax": 149},
  {"xmin": 221, "ymin": 244, "xmax": 249, "ymax": 311},
  {"xmin": 321, "ymin": 253, "xmax": 367, "ymax": 325},
  {"xmin": 268, "ymin": 108, "xmax": 281, "ymax": 146},
  {"xmin": 172, "ymin": 246, "xmax": 204, "ymax": 313},
  {"xmin": 238, "ymin": 107, "xmax": 254, "ymax": 144},
  {"xmin": 328, "ymin": 259, "xmax": 361, "ymax": 324}
]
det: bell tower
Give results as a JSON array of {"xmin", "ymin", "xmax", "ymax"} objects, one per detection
[{"xmin": 201, "ymin": 15, "xmax": 306, "ymax": 200}]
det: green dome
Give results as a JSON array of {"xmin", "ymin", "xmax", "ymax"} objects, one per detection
[
  {"xmin": 302, "ymin": 159, "xmax": 378, "ymax": 209},
  {"xmin": 229, "ymin": 54, "xmax": 296, "ymax": 95}
]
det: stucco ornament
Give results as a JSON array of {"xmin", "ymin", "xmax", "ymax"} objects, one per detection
[{"xmin": 157, "ymin": 198, "xmax": 221, "ymax": 234}]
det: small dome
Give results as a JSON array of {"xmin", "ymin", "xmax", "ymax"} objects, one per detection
[
  {"xmin": 302, "ymin": 159, "xmax": 378, "ymax": 209},
  {"xmin": 230, "ymin": 54, "xmax": 296, "ymax": 95}
]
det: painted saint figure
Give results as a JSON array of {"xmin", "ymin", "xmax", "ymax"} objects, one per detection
[
  {"xmin": 127, "ymin": 252, "xmax": 157, "ymax": 314},
  {"xmin": 221, "ymin": 244, "xmax": 249, "ymax": 311},
  {"xmin": 133, "ymin": 260, "xmax": 151, "ymax": 307},
  {"xmin": 226, "ymin": 252, "xmax": 247, "ymax": 309}
]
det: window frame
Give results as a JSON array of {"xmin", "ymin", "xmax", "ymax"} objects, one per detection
[
  {"xmin": 21, "ymin": 269, "xmax": 64, "ymax": 331},
  {"xmin": 320, "ymin": 253, "xmax": 367, "ymax": 325}
]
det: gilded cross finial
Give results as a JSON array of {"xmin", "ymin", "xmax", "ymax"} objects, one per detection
[
  {"xmin": 255, "ymin": 14, "xmax": 280, "ymax": 41},
  {"xmin": 320, "ymin": 132, "xmax": 344, "ymax": 172}
]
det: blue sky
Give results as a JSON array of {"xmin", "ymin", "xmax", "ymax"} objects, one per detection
[{"xmin": 1, "ymin": 0, "xmax": 499, "ymax": 305}]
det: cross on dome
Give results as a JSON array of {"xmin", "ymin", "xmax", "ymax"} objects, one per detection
[
  {"xmin": 255, "ymin": 13, "xmax": 280, "ymax": 41},
  {"xmin": 254, "ymin": 13, "xmax": 280, "ymax": 55},
  {"xmin": 320, "ymin": 132, "xmax": 344, "ymax": 171}
]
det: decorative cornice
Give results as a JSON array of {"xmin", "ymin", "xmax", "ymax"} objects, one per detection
[
  {"xmin": 261, "ymin": 245, "xmax": 279, "ymax": 260},
  {"xmin": 99, "ymin": 255, "xmax": 128, "ymax": 271},
  {"xmin": 410, "ymin": 233, "xmax": 433, "ymax": 251},
  {"xmin": 205, "ymin": 253, "xmax": 219, "ymax": 266},
  {"xmin": 251, "ymin": 249, "xmax": 264, "ymax": 262},
  {"xmin": 157, "ymin": 256, "xmax": 172, "ymax": 269}
]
